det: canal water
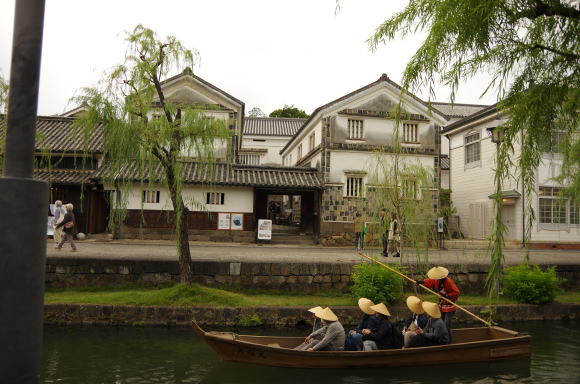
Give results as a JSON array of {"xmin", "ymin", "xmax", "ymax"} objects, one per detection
[{"xmin": 42, "ymin": 321, "xmax": 580, "ymax": 383}]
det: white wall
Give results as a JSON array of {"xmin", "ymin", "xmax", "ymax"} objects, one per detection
[
  {"xmin": 241, "ymin": 135, "xmax": 290, "ymax": 165},
  {"xmin": 123, "ymin": 184, "xmax": 254, "ymax": 213},
  {"xmin": 328, "ymin": 150, "xmax": 435, "ymax": 185}
]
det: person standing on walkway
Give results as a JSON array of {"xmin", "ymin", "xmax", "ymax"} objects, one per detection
[
  {"xmin": 388, "ymin": 213, "xmax": 400, "ymax": 257},
  {"xmin": 52, "ymin": 200, "xmax": 65, "ymax": 248},
  {"xmin": 416, "ymin": 266, "xmax": 460, "ymax": 339},
  {"xmin": 354, "ymin": 212, "xmax": 365, "ymax": 251},
  {"xmin": 380, "ymin": 208, "xmax": 388, "ymax": 256},
  {"xmin": 56, "ymin": 203, "xmax": 77, "ymax": 251}
]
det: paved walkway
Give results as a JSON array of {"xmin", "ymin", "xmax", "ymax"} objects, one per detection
[{"xmin": 46, "ymin": 239, "xmax": 580, "ymax": 265}]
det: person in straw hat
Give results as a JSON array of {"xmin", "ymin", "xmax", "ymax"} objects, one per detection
[
  {"xmin": 302, "ymin": 307, "xmax": 345, "ymax": 351},
  {"xmin": 294, "ymin": 306, "xmax": 324, "ymax": 350},
  {"xmin": 345, "ymin": 298, "xmax": 379, "ymax": 351},
  {"xmin": 402, "ymin": 296, "xmax": 429, "ymax": 348},
  {"xmin": 408, "ymin": 301, "xmax": 450, "ymax": 348},
  {"xmin": 416, "ymin": 266, "xmax": 460, "ymax": 340},
  {"xmin": 361, "ymin": 303, "xmax": 402, "ymax": 350}
]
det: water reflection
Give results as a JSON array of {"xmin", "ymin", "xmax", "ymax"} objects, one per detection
[{"xmin": 42, "ymin": 321, "xmax": 580, "ymax": 384}]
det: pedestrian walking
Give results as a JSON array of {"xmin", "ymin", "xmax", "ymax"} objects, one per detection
[
  {"xmin": 55, "ymin": 203, "xmax": 77, "ymax": 251},
  {"xmin": 380, "ymin": 208, "xmax": 388, "ymax": 256},
  {"xmin": 388, "ymin": 213, "xmax": 400, "ymax": 257},
  {"xmin": 52, "ymin": 200, "xmax": 65, "ymax": 248},
  {"xmin": 354, "ymin": 212, "xmax": 365, "ymax": 250}
]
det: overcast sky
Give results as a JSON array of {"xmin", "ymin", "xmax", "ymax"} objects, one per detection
[{"xmin": 0, "ymin": 0, "xmax": 497, "ymax": 116}]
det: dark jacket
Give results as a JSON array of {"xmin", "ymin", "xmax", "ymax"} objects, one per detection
[
  {"xmin": 354, "ymin": 314, "xmax": 379, "ymax": 334},
  {"xmin": 362, "ymin": 316, "xmax": 397, "ymax": 350},
  {"xmin": 404, "ymin": 313, "xmax": 428, "ymax": 331},
  {"xmin": 421, "ymin": 317, "xmax": 450, "ymax": 345},
  {"xmin": 56, "ymin": 212, "xmax": 76, "ymax": 235}
]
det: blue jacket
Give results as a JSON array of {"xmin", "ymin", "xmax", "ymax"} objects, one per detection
[
  {"xmin": 355, "ymin": 314, "xmax": 379, "ymax": 333},
  {"xmin": 404, "ymin": 313, "xmax": 428, "ymax": 331}
]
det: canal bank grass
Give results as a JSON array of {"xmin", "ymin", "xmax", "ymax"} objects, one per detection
[{"xmin": 44, "ymin": 284, "xmax": 580, "ymax": 307}]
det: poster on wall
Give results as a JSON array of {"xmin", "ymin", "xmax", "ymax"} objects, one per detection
[
  {"xmin": 257, "ymin": 219, "xmax": 272, "ymax": 240},
  {"xmin": 218, "ymin": 213, "xmax": 231, "ymax": 230},
  {"xmin": 230, "ymin": 213, "xmax": 244, "ymax": 231}
]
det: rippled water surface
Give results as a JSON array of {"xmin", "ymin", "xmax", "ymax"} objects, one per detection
[{"xmin": 42, "ymin": 321, "xmax": 580, "ymax": 383}]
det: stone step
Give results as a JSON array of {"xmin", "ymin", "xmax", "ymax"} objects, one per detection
[
  {"xmin": 270, "ymin": 233, "xmax": 314, "ymax": 245},
  {"xmin": 443, "ymin": 239, "xmax": 522, "ymax": 249}
]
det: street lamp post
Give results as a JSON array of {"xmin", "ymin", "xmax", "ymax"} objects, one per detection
[{"xmin": 0, "ymin": 1, "xmax": 47, "ymax": 383}]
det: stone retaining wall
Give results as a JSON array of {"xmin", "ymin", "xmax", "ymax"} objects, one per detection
[
  {"xmin": 44, "ymin": 303, "xmax": 580, "ymax": 328},
  {"xmin": 45, "ymin": 257, "xmax": 580, "ymax": 294}
]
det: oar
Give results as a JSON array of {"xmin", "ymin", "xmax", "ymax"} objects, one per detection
[{"xmin": 358, "ymin": 252, "xmax": 492, "ymax": 327}]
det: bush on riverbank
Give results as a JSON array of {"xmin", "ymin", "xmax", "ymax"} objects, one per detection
[
  {"xmin": 350, "ymin": 262, "xmax": 405, "ymax": 305},
  {"xmin": 502, "ymin": 264, "xmax": 564, "ymax": 304}
]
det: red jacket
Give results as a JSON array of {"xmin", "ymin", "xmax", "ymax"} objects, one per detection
[{"xmin": 422, "ymin": 277, "xmax": 460, "ymax": 312}]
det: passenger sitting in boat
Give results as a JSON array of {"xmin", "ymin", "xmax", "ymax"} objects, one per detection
[
  {"xmin": 408, "ymin": 301, "xmax": 450, "ymax": 348},
  {"xmin": 303, "ymin": 307, "xmax": 345, "ymax": 352},
  {"xmin": 345, "ymin": 298, "xmax": 379, "ymax": 351},
  {"xmin": 294, "ymin": 306, "xmax": 324, "ymax": 350},
  {"xmin": 402, "ymin": 296, "xmax": 429, "ymax": 348},
  {"xmin": 361, "ymin": 303, "xmax": 401, "ymax": 350}
]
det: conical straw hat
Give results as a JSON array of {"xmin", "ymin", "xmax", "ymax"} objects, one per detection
[
  {"xmin": 406, "ymin": 296, "xmax": 425, "ymax": 315},
  {"xmin": 422, "ymin": 301, "xmax": 441, "ymax": 319},
  {"xmin": 308, "ymin": 306, "xmax": 323, "ymax": 316},
  {"xmin": 427, "ymin": 266, "xmax": 449, "ymax": 280},
  {"xmin": 317, "ymin": 307, "xmax": 339, "ymax": 322},
  {"xmin": 369, "ymin": 303, "xmax": 391, "ymax": 317},
  {"xmin": 358, "ymin": 298, "xmax": 375, "ymax": 315}
]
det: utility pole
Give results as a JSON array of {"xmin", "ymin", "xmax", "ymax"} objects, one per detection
[{"xmin": 0, "ymin": 1, "xmax": 47, "ymax": 383}]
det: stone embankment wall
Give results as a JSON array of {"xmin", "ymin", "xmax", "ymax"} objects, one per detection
[
  {"xmin": 44, "ymin": 303, "xmax": 580, "ymax": 328},
  {"xmin": 46, "ymin": 257, "xmax": 580, "ymax": 294}
]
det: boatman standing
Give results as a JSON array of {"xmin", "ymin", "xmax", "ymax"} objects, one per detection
[{"xmin": 416, "ymin": 266, "xmax": 460, "ymax": 341}]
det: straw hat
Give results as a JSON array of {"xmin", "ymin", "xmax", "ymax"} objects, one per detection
[
  {"xmin": 422, "ymin": 301, "xmax": 441, "ymax": 319},
  {"xmin": 427, "ymin": 266, "xmax": 449, "ymax": 280},
  {"xmin": 358, "ymin": 298, "xmax": 375, "ymax": 315},
  {"xmin": 406, "ymin": 296, "xmax": 425, "ymax": 315},
  {"xmin": 369, "ymin": 303, "xmax": 391, "ymax": 317},
  {"xmin": 307, "ymin": 306, "xmax": 323, "ymax": 316},
  {"xmin": 316, "ymin": 307, "xmax": 339, "ymax": 322}
]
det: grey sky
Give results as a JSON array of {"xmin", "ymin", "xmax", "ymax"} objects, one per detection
[{"xmin": 1, "ymin": 0, "xmax": 496, "ymax": 116}]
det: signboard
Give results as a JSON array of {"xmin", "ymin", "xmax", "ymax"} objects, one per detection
[
  {"xmin": 218, "ymin": 213, "xmax": 231, "ymax": 230},
  {"xmin": 257, "ymin": 219, "xmax": 272, "ymax": 240},
  {"xmin": 230, "ymin": 213, "xmax": 244, "ymax": 231},
  {"xmin": 437, "ymin": 217, "xmax": 444, "ymax": 233}
]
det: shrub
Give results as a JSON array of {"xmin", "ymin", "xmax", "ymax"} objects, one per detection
[
  {"xmin": 351, "ymin": 262, "xmax": 405, "ymax": 305},
  {"xmin": 502, "ymin": 264, "xmax": 564, "ymax": 304}
]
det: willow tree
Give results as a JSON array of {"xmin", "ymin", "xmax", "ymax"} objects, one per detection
[
  {"xmin": 73, "ymin": 25, "xmax": 231, "ymax": 285},
  {"xmin": 367, "ymin": 0, "xmax": 580, "ymax": 301},
  {"xmin": 0, "ymin": 72, "xmax": 7, "ymax": 113}
]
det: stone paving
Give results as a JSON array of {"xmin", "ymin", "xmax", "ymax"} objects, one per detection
[{"xmin": 46, "ymin": 239, "xmax": 580, "ymax": 265}]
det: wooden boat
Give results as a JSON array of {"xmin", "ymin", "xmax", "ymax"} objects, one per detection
[{"xmin": 191, "ymin": 320, "xmax": 531, "ymax": 368}]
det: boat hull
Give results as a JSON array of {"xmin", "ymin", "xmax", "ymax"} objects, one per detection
[{"xmin": 192, "ymin": 321, "xmax": 531, "ymax": 368}]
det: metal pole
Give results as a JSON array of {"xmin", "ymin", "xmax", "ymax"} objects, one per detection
[{"xmin": 0, "ymin": 0, "xmax": 47, "ymax": 383}]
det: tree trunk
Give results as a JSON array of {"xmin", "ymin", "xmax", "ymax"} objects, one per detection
[{"xmin": 176, "ymin": 204, "xmax": 193, "ymax": 286}]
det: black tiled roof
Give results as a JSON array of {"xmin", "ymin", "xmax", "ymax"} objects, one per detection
[
  {"xmin": 243, "ymin": 117, "xmax": 306, "ymax": 136},
  {"xmin": 34, "ymin": 169, "xmax": 96, "ymax": 185},
  {"xmin": 0, "ymin": 115, "xmax": 103, "ymax": 153},
  {"xmin": 94, "ymin": 161, "xmax": 323, "ymax": 189},
  {"xmin": 431, "ymin": 102, "xmax": 489, "ymax": 118}
]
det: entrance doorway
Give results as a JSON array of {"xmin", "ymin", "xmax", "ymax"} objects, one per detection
[{"xmin": 254, "ymin": 189, "xmax": 320, "ymax": 238}]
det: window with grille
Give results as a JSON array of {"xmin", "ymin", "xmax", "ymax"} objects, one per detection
[
  {"xmin": 298, "ymin": 144, "xmax": 303, "ymax": 160},
  {"xmin": 348, "ymin": 119, "xmax": 364, "ymax": 140},
  {"xmin": 402, "ymin": 123, "xmax": 418, "ymax": 143},
  {"xmin": 570, "ymin": 204, "xmax": 580, "ymax": 225},
  {"xmin": 142, "ymin": 190, "xmax": 160, "ymax": 203},
  {"xmin": 240, "ymin": 154, "xmax": 261, "ymax": 165},
  {"xmin": 464, "ymin": 132, "xmax": 481, "ymax": 165},
  {"xmin": 206, "ymin": 192, "xmax": 225, "ymax": 205},
  {"xmin": 309, "ymin": 133, "xmax": 315, "ymax": 151},
  {"xmin": 346, "ymin": 177, "xmax": 364, "ymax": 197},
  {"xmin": 538, "ymin": 187, "xmax": 566, "ymax": 224},
  {"xmin": 402, "ymin": 179, "xmax": 420, "ymax": 199}
]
